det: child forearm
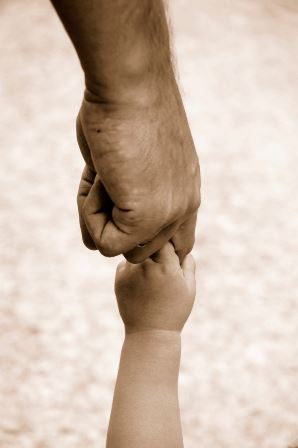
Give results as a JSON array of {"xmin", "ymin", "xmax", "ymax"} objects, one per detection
[
  {"xmin": 106, "ymin": 330, "xmax": 184, "ymax": 448},
  {"xmin": 110, "ymin": 244, "xmax": 196, "ymax": 446}
]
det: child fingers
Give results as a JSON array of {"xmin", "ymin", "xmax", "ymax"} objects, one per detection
[
  {"xmin": 170, "ymin": 212, "xmax": 197, "ymax": 263},
  {"xmin": 181, "ymin": 254, "xmax": 196, "ymax": 296},
  {"xmin": 124, "ymin": 220, "xmax": 180, "ymax": 264},
  {"xmin": 182, "ymin": 253, "xmax": 196, "ymax": 274},
  {"xmin": 152, "ymin": 241, "xmax": 180, "ymax": 267},
  {"xmin": 116, "ymin": 258, "xmax": 143, "ymax": 280}
]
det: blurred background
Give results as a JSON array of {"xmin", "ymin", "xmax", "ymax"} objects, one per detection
[{"xmin": 0, "ymin": 0, "xmax": 297, "ymax": 447}]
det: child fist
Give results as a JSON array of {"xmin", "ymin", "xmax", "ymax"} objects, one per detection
[{"xmin": 115, "ymin": 242, "xmax": 196, "ymax": 334}]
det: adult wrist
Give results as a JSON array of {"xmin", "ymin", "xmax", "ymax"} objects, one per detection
[{"xmin": 84, "ymin": 70, "xmax": 176, "ymax": 108}]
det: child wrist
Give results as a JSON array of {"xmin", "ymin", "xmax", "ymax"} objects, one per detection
[{"xmin": 124, "ymin": 328, "xmax": 181, "ymax": 350}]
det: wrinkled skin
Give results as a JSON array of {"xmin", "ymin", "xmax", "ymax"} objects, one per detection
[
  {"xmin": 77, "ymin": 80, "xmax": 201, "ymax": 263},
  {"xmin": 115, "ymin": 242, "xmax": 196, "ymax": 333}
]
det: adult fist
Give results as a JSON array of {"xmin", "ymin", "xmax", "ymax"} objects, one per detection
[{"xmin": 77, "ymin": 80, "xmax": 200, "ymax": 263}]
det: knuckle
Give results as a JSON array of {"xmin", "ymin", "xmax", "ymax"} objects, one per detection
[
  {"xmin": 81, "ymin": 200, "xmax": 89, "ymax": 219},
  {"xmin": 185, "ymin": 235, "xmax": 196, "ymax": 253},
  {"xmin": 176, "ymin": 243, "xmax": 192, "ymax": 261},
  {"xmin": 97, "ymin": 242, "xmax": 118, "ymax": 257},
  {"xmin": 173, "ymin": 231, "xmax": 195, "ymax": 258},
  {"xmin": 78, "ymin": 214, "xmax": 96, "ymax": 250},
  {"xmin": 190, "ymin": 189, "xmax": 201, "ymax": 213},
  {"xmin": 117, "ymin": 207, "xmax": 153, "ymax": 232},
  {"xmin": 185, "ymin": 241, "xmax": 195, "ymax": 255},
  {"xmin": 82, "ymin": 236, "xmax": 97, "ymax": 251},
  {"xmin": 81, "ymin": 200, "xmax": 93, "ymax": 227},
  {"xmin": 96, "ymin": 237, "xmax": 123, "ymax": 257},
  {"xmin": 80, "ymin": 224, "xmax": 96, "ymax": 250},
  {"xmin": 77, "ymin": 195, "xmax": 82, "ymax": 209},
  {"xmin": 124, "ymin": 251, "xmax": 146, "ymax": 264}
]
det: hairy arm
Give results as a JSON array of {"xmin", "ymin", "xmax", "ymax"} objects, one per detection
[
  {"xmin": 106, "ymin": 331, "xmax": 183, "ymax": 448},
  {"xmin": 50, "ymin": 0, "xmax": 173, "ymax": 100},
  {"xmin": 50, "ymin": 1, "xmax": 200, "ymax": 262}
]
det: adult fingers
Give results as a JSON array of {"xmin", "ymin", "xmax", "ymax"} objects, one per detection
[
  {"xmin": 126, "ymin": 212, "xmax": 197, "ymax": 264},
  {"xmin": 77, "ymin": 165, "xmax": 97, "ymax": 250},
  {"xmin": 150, "ymin": 241, "xmax": 180, "ymax": 268},
  {"xmin": 123, "ymin": 220, "xmax": 181, "ymax": 264},
  {"xmin": 171, "ymin": 212, "xmax": 198, "ymax": 263},
  {"xmin": 181, "ymin": 254, "xmax": 196, "ymax": 297},
  {"xmin": 76, "ymin": 114, "xmax": 95, "ymax": 170},
  {"xmin": 82, "ymin": 176, "xmax": 147, "ymax": 256},
  {"xmin": 76, "ymin": 115, "xmax": 98, "ymax": 250}
]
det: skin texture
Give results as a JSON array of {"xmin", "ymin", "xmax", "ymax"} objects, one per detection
[
  {"xmin": 106, "ymin": 243, "xmax": 196, "ymax": 447},
  {"xmin": 77, "ymin": 83, "xmax": 200, "ymax": 262},
  {"xmin": 115, "ymin": 242, "xmax": 196, "ymax": 333},
  {"xmin": 50, "ymin": 0, "xmax": 201, "ymax": 262}
]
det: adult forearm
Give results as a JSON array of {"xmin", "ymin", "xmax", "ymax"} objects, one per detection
[
  {"xmin": 106, "ymin": 331, "xmax": 183, "ymax": 448},
  {"xmin": 50, "ymin": 0, "xmax": 173, "ymax": 100}
]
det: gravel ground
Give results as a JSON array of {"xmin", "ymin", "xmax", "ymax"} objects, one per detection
[{"xmin": 0, "ymin": 1, "xmax": 297, "ymax": 447}]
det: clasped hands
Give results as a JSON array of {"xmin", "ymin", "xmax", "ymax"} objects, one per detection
[{"xmin": 77, "ymin": 82, "xmax": 200, "ymax": 263}]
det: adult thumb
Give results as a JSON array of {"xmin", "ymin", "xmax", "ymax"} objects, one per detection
[{"xmin": 82, "ymin": 176, "xmax": 142, "ymax": 256}]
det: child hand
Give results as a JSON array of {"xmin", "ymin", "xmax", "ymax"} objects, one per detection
[{"xmin": 115, "ymin": 242, "xmax": 196, "ymax": 334}]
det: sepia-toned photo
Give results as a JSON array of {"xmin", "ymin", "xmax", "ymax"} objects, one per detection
[{"xmin": 0, "ymin": 1, "xmax": 297, "ymax": 447}]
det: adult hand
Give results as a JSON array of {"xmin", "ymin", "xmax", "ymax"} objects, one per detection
[{"xmin": 77, "ymin": 80, "xmax": 200, "ymax": 263}]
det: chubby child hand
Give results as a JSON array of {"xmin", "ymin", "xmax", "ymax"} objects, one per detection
[{"xmin": 115, "ymin": 242, "xmax": 196, "ymax": 334}]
